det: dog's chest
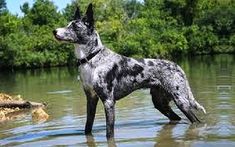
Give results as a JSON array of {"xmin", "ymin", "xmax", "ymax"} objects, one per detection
[{"xmin": 80, "ymin": 65, "xmax": 94, "ymax": 89}]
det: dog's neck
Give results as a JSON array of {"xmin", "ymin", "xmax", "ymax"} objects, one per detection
[{"xmin": 74, "ymin": 31, "xmax": 103, "ymax": 59}]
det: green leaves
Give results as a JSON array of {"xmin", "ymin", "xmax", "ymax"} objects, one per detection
[
  {"xmin": 183, "ymin": 25, "xmax": 219, "ymax": 54},
  {"xmin": 0, "ymin": 0, "xmax": 7, "ymax": 14},
  {"xmin": 24, "ymin": 0, "xmax": 62, "ymax": 26}
]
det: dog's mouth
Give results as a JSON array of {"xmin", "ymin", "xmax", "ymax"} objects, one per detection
[
  {"xmin": 53, "ymin": 30, "xmax": 78, "ymax": 43},
  {"xmin": 54, "ymin": 34, "xmax": 74, "ymax": 43},
  {"xmin": 54, "ymin": 34, "xmax": 64, "ymax": 41}
]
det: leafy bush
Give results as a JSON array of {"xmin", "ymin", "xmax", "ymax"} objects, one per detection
[
  {"xmin": 184, "ymin": 25, "xmax": 219, "ymax": 54},
  {"xmin": 0, "ymin": 0, "xmax": 234, "ymax": 69}
]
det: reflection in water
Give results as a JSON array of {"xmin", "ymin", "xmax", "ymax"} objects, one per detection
[
  {"xmin": 153, "ymin": 122, "xmax": 207, "ymax": 147},
  {"xmin": 154, "ymin": 124, "xmax": 181, "ymax": 147},
  {"xmin": 214, "ymin": 55, "xmax": 234, "ymax": 138},
  {"xmin": 0, "ymin": 55, "xmax": 235, "ymax": 146},
  {"xmin": 86, "ymin": 135, "xmax": 96, "ymax": 147},
  {"xmin": 85, "ymin": 135, "xmax": 117, "ymax": 147},
  {"xmin": 180, "ymin": 55, "xmax": 235, "ymax": 142}
]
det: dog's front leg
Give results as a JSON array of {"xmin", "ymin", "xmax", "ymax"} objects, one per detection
[
  {"xmin": 84, "ymin": 89, "xmax": 99, "ymax": 135},
  {"xmin": 103, "ymin": 99, "xmax": 115, "ymax": 139}
]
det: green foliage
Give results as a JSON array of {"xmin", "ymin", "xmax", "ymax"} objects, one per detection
[
  {"xmin": 0, "ymin": 0, "xmax": 235, "ymax": 69},
  {"xmin": 0, "ymin": 25, "xmax": 73, "ymax": 68},
  {"xmin": 24, "ymin": 0, "xmax": 62, "ymax": 26},
  {"xmin": 0, "ymin": 13, "xmax": 21, "ymax": 36},
  {"xmin": 0, "ymin": 0, "xmax": 7, "ymax": 14},
  {"xmin": 183, "ymin": 25, "xmax": 219, "ymax": 54},
  {"xmin": 20, "ymin": 2, "xmax": 30, "ymax": 15},
  {"xmin": 197, "ymin": 7, "xmax": 235, "ymax": 37}
]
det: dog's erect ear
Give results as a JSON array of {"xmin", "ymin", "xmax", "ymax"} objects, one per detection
[
  {"xmin": 84, "ymin": 3, "xmax": 94, "ymax": 29},
  {"xmin": 74, "ymin": 6, "xmax": 81, "ymax": 20}
]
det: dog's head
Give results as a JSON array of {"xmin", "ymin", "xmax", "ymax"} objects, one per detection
[{"xmin": 53, "ymin": 3, "xmax": 94, "ymax": 44}]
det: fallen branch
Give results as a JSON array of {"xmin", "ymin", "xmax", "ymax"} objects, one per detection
[
  {"xmin": 0, "ymin": 93, "xmax": 49, "ymax": 122},
  {"xmin": 0, "ymin": 101, "xmax": 45, "ymax": 109}
]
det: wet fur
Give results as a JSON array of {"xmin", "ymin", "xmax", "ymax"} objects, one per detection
[{"xmin": 53, "ymin": 3, "xmax": 206, "ymax": 139}]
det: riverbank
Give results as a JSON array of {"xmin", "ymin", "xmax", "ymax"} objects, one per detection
[{"xmin": 0, "ymin": 52, "xmax": 234, "ymax": 70}]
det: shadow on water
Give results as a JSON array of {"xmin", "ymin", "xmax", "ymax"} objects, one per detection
[
  {"xmin": 0, "ymin": 128, "xmax": 85, "ymax": 146},
  {"xmin": 0, "ymin": 54, "xmax": 235, "ymax": 146}
]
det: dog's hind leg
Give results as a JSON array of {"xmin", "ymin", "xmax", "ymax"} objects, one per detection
[
  {"xmin": 150, "ymin": 86, "xmax": 181, "ymax": 121},
  {"xmin": 84, "ymin": 89, "xmax": 99, "ymax": 135}
]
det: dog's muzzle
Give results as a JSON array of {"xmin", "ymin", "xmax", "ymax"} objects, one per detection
[{"xmin": 53, "ymin": 30, "xmax": 64, "ymax": 41}]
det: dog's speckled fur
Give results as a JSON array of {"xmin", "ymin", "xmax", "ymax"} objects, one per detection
[{"xmin": 53, "ymin": 3, "xmax": 206, "ymax": 139}]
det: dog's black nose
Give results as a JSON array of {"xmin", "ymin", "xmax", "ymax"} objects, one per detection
[{"xmin": 53, "ymin": 30, "xmax": 57, "ymax": 35}]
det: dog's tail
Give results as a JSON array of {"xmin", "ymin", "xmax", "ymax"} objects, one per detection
[
  {"xmin": 173, "ymin": 82, "xmax": 206, "ymax": 123},
  {"xmin": 173, "ymin": 97, "xmax": 206, "ymax": 123},
  {"xmin": 187, "ymin": 84, "xmax": 206, "ymax": 114},
  {"xmin": 170, "ymin": 67, "xmax": 206, "ymax": 123}
]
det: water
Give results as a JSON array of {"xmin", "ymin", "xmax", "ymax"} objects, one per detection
[{"xmin": 0, "ymin": 54, "xmax": 235, "ymax": 146}]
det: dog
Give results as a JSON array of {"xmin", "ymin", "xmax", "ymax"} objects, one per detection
[{"xmin": 53, "ymin": 3, "xmax": 206, "ymax": 139}]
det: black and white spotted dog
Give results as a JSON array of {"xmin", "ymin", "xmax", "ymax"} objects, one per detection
[{"xmin": 53, "ymin": 3, "xmax": 206, "ymax": 139}]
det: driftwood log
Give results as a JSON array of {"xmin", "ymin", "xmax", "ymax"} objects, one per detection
[
  {"xmin": 0, "ymin": 101, "xmax": 45, "ymax": 109},
  {"xmin": 0, "ymin": 93, "xmax": 49, "ymax": 122}
]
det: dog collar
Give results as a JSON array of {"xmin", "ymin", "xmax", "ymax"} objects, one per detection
[{"xmin": 77, "ymin": 48, "xmax": 101, "ymax": 66}]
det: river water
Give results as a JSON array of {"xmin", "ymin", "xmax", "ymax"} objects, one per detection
[{"xmin": 0, "ymin": 54, "xmax": 234, "ymax": 146}]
